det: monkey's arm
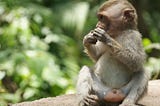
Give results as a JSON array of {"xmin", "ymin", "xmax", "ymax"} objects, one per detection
[
  {"xmin": 93, "ymin": 28, "xmax": 145, "ymax": 71},
  {"xmin": 84, "ymin": 43, "xmax": 99, "ymax": 62},
  {"xmin": 112, "ymin": 33, "xmax": 145, "ymax": 72}
]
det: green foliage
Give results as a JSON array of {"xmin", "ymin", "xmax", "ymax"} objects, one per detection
[
  {"xmin": 0, "ymin": 0, "xmax": 160, "ymax": 105},
  {"xmin": 143, "ymin": 12, "xmax": 160, "ymax": 42},
  {"xmin": 143, "ymin": 38, "xmax": 160, "ymax": 80},
  {"xmin": 0, "ymin": 0, "xmax": 87, "ymax": 105}
]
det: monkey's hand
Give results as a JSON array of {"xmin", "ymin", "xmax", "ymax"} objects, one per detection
[
  {"xmin": 83, "ymin": 31, "xmax": 97, "ymax": 46},
  {"xmin": 93, "ymin": 27, "xmax": 122, "ymax": 53},
  {"xmin": 93, "ymin": 27, "xmax": 110, "ymax": 43},
  {"xmin": 79, "ymin": 94, "xmax": 99, "ymax": 106}
]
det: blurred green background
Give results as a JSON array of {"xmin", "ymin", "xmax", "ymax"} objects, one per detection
[{"xmin": 0, "ymin": 0, "xmax": 160, "ymax": 105}]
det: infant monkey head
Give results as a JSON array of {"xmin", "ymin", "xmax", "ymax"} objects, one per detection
[{"xmin": 96, "ymin": 0, "xmax": 138, "ymax": 37}]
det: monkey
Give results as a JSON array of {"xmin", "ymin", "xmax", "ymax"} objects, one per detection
[{"xmin": 76, "ymin": 0, "xmax": 149, "ymax": 106}]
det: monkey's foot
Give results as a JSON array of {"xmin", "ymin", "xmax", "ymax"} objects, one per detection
[{"xmin": 79, "ymin": 94, "xmax": 99, "ymax": 106}]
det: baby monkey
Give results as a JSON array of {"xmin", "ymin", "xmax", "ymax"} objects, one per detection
[{"xmin": 77, "ymin": 0, "xmax": 149, "ymax": 106}]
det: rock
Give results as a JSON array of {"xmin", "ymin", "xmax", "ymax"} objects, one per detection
[{"xmin": 11, "ymin": 80, "xmax": 160, "ymax": 106}]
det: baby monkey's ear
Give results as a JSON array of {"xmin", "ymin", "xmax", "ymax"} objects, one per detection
[{"xmin": 123, "ymin": 9, "xmax": 135, "ymax": 22}]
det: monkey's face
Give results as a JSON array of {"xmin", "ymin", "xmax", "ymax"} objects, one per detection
[{"xmin": 96, "ymin": 2, "xmax": 137, "ymax": 37}]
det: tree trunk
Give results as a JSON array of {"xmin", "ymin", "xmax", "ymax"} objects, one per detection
[{"xmin": 11, "ymin": 80, "xmax": 160, "ymax": 106}]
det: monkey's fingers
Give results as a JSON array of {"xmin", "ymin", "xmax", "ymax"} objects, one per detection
[
  {"xmin": 90, "ymin": 30, "xmax": 95, "ymax": 34},
  {"xmin": 87, "ymin": 94, "xmax": 99, "ymax": 101},
  {"xmin": 94, "ymin": 27, "xmax": 106, "ymax": 35},
  {"xmin": 94, "ymin": 27, "xmax": 111, "ymax": 38},
  {"xmin": 84, "ymin": 33, "xmax": 98, "ymax": 45},
  {"xmin": 93, "ymin": 31, "xmax": 102, "ymax": 37},
  {"xmin": 84, "ymin": 98, "xmax": 97, "ymax": 104},
  {"xmin": 83, "ymin": 94, "xmax": 99, "ymax": 105},
  {"xmin": 93, "ymin": 32, "xmax": 106, "ymax": 42},
  {"xmin": 82, "ymin": 99, "xmax": 90, "ymax": 106}
]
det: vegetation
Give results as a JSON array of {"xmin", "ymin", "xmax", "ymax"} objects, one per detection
[{"xmin": 0, "ymin": 0, "xmax": 159, "ymax": 105}]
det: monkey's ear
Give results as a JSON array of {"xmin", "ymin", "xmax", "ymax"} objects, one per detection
[{"xmin": 123, "ymin": 9, "xmax": 135, "ymax": 22}]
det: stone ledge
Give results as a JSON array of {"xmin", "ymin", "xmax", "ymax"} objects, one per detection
[{"xmin": 12, "ymin": 80, "xmax": 160, "ymax": 106}]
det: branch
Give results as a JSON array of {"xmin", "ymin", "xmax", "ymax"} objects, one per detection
[{"xmin": 11, "ymin": 80, "xmax": 160, "ymax": 106}]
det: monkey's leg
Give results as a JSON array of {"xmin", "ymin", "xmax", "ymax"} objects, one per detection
[
  {"xmin": 119, "ymin": 71, "xmax": 149, "ymax": 106},
  {"xmin": 76, "ymin": 66, "xmax": 99, "ymax": 106}
]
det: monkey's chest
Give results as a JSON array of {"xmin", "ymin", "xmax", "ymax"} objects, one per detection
[{"xmin": 94, "ymin": 53, "xmax": 132, "ymax": 88}]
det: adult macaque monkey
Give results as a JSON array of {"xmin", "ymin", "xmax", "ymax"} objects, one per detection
[{"xmin": 76, "ymin": 0, "xmax": 149, "ymax": 106}]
